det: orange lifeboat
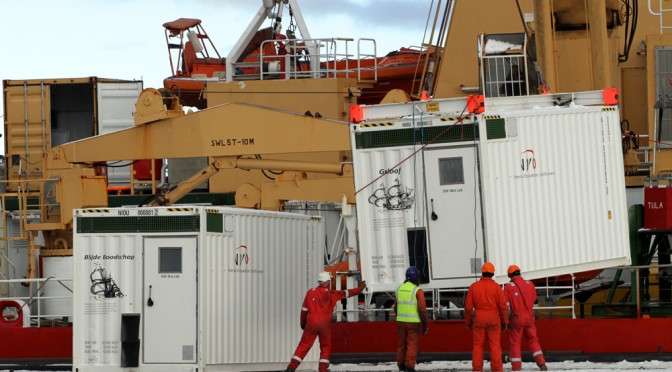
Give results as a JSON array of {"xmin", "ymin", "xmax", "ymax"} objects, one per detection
[
  {"xmin": 162, "ymin": 18, "xmax": 227, "ymax": 108},
  {"xmin": 162, "ymin": 18, "xmax": 437, "ymax": 108}
]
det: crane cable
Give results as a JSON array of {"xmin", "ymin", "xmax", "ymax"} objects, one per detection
[{"xmin": 354, "ymin": 100, "xmax": 472, "ymax": 196}]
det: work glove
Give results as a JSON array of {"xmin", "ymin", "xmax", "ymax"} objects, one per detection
[
  {"xmin": 502, "ymin": 323, "xmax": 508, "ymax": 331},
  {"xmin": 300, "ymin": 321, "xmax": 306, "ymax": 330},
  {"xmin": 358, "ymin": 281, "xmax": 367, "ymax": 290},
  {"xmin": 422, "ymin": 325, "xmax": 429, "ymax": 335},
  {"xmin": 466, "ymin": 322, "xmax": 472, "ymax": 330}
]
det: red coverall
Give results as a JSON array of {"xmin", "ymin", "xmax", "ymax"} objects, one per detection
[
  {"xmin": 465, "ymin": 277, "xmax": 508, "ymax": 372},
  {"xmin": 286, "ymin": 283, "xmax": 363, "ymax": 372},
  {"xmin": 504, "ymin": 276, "xmax": 546, "ymax": 371}
]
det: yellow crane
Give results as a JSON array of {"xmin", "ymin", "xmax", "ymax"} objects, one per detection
[{"xmin": 16, "ymin": 87, "xmax": 356, "ymax": 279}]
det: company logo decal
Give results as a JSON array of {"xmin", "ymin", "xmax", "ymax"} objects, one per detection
[
  {"xmin": 514, "ymin": 149, "xmax": 555, "ymax": 180},
  {"xmin": 228, "ymin": 245, "xmax": 263, "ymax": 274},
  {"xmin": 520, "ymin": 149, "xmax": 536, "ymax": 172},
  {"xmin": 234, "ymin": 245, "xmax": 249, "ymax": 266},
  {"xmin": 368, "ymin": 178, "xmax": 415, "ymax": 211},
  {"xmin": 89, "ymin": 262, "xmax": 125, "ymax": 299}
]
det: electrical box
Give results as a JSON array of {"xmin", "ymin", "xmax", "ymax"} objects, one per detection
[{"xmin": 644, "ymin": 186, "xmax": 672, "ymax": 229}]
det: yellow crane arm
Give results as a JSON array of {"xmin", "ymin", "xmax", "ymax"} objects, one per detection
[
  {"xmin": 48, "ymin": 99, "xmax": 351, "ymax": 168},
  {"xmin": 147, "ymin": 156, "xmax": 348, "ymax": 206}
]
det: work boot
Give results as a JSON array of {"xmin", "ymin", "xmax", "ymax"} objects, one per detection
[
  {"xmin": 406, "ymin": 368, "xmax": 416, "ymax": 372},
  {"xmin": 539, "ymin": 365, "xmax": 548, "ymax": 371},
  {"xmin": 284, "ymin": 369, "xmax": 296, "ymax": 372},
  {"xmin": 398, "ymin": 364, "xmax": 407, "ymax": 371}
]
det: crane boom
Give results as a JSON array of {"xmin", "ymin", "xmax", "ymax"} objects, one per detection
[{"xmin": 48, "ymin": 93, "xmax": 350, "ymax": 168}]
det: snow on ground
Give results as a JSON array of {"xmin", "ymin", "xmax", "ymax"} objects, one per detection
[
  {"xmin": 4, "ymin": 360, "xmax": 672, "ymax": 371},
  {"xmin": 331, "ymin": 359, "xmax": 672, "ymax": 371}
]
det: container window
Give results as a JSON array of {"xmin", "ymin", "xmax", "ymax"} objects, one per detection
[
  {"xmin": 159, "ymin": 247, "xmax": 182, "ymax": 273},
  {"xmin": 438, "ymin": 157, "xmax": 464, "ymax": 185}
]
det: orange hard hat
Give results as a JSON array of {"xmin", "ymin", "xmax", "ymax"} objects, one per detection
[
  {"xmin": 481, "ymin": 262, "xmax": 495, "ymax": 274},
  {"xmin": 508, "ymin": 264, "xmax": 521, "ymax": 276}
]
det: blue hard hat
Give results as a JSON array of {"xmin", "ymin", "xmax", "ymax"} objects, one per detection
[{"xmin": 405, "ymin": 266, "xmax": 419, "ymax": 281}]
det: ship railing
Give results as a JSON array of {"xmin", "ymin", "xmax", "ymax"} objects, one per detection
[
  {"xmin": 0, "ymin": 277, "xmax": 73, "ymax": 327},
  {"xmin": 628, "ymin": 262, "xmax": 672, "ymax": 318},
  {"xmin": 331, "ymin": 279, "xmax": 578, "ymax": 322},
  {"xmin": 637, "ymin": 134, "xmax": 653, "ymax": 174},
  {"xmin": 0, "ymin": 178, "xmax": 61, "ymax": 241},
  {"xmin": 0, "ymin": 249, "xmax": 18, "ymax": 293},
  {"xmin": 432, "ymin": 282, "xmax": 577, "ymax": 320},
  {"xmin": 357, "ymin": 38, "xmax": 377, "ymax": 83},
  {"xmin": 255, "ymin": 37, "xmax": 378, "ymax": 82},
  {"xmin": 649, "ymin": 0, "xmax": 672, "ymax": 34}
]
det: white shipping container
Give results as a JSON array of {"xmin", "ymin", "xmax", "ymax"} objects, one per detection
[
  {"xmin": 351, "ymin": 91, "xmax": 631, "ymax": 292},
  {"xmin": 73, "ymin": 206, "xmax": 323, "ymax": 371},
  {"xmin": 479, "ymin": 106, "xmax": 630, "ymax": 282}
]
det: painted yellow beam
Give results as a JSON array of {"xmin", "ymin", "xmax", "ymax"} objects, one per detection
[{"xmin": 49, "ymin": 102, "xmax": 351, "ymax": 167}]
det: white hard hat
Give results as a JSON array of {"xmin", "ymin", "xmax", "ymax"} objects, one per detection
[{"xmin": 317, "ymin": 272, "xmax": 332, "ymax": 283}]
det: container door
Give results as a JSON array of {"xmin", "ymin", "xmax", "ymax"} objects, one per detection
[
  {"xmin": 96, "ymin": 82, "xmax": 143, "ymax": 185},
  {"xmin": 4, "ymin": 84, "xmax": 51, "ymax": 191},
  {"xmin": 143, "ymin": 236, "xmax": 197, "ymax": 364},
  {"xmin": 424, "ymin": 145, "xmax": 485, "ymax": 280}
]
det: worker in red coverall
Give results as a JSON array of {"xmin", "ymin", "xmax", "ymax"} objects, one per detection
[
  {"xmin": 465, "ymin": 262, "xmax": 508, "ymax": 372},
  {"xmin": 395, "ymin": 266, "xmax": 429, "ymax": 372},
  {"xmin": 284, "ymin": 271, "xmax": 366, "ymax": 372},
  {"xmin": 504, "ymin": 265, "xmax": 548, "ymax": 371}
]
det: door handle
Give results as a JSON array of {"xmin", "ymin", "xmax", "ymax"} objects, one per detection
[
  {"xmin": 430, "ymin": 199, "xmax": 438, "ymax": 221},
  {"xmin": 147, "ymin": 285, "xmax": 154, "ymax": 307}
]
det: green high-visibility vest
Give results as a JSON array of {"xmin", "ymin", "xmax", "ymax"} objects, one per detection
[{"xmin": 396, "ymin": 281, "xmax": 420, "ymax": 323}]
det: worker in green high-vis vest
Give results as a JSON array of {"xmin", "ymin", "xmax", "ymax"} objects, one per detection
[{"xmin": 394, "ymin": 266, "xmax": 429, "ymax": 372}]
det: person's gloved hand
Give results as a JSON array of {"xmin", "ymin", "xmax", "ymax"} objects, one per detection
[
  {"xmin": 422, "ymin": 325, "xmax": 429, "ymax": 335},
  {"xmin": 466, "ymin": 322, "xmax": 472, "ymax": 330},
  {"xmin": 502, "ymin": 323, "xmax": 508, "ymax": 331},
  {"xmin": 301, "ymin": 321, "xmax": 306, "ymax": 330},
  {"xmin": 358, "ymin": 281, "xmax": 367, "ymax": 290}
]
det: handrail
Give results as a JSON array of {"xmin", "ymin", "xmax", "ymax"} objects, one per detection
[
  {"xmin": 648, "ymin": 0, "xmax": 672, "ymax": 34},
  {"xmin": 251, "ymin": 37, "xmax": 376, "ymax": 81},
  {"xmin": 0, "ymin": 277, "xmax": 73, "ymax": 327},
  {"xmin": 357, "ymin": 38, "xmax": 378, "ymax": 82}
]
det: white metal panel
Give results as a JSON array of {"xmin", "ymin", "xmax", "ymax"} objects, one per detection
[
  {"xmin": 96, "ymin": 82, "xmax": 143, "ymax": 185},
  {"xmin": 73, "ymin": 234, "xmax": 143, "ymax": 367},
  {"xmin": 6, "ymin": 215, "xmax": 39, "ymax": 299},
  {"xmin": 143, "ymin": 236, "xmax": 197, "ymax": 364},
  {"xmin": 202, "ymin": 208, "xmax": 321, "ymax": 370},
  {"xmin": 479, "ymin": 107, "xmax": 630, "ymax": 282},
  {"xmin": 353, "ymin": 146, "xmax": 427, "ymax": 293},
  {"xmin": 73, "ymin": 206, "xmax": 324, "ymax": 371},
  {"xmin": 423, "ymin": 145, "xmax": 485, "ymax": 284},
  {"xmin": 41, "ymin": 256, "xmax": 73, "ymax": 319},
  {"xmin": 285, "ymin": 201, "xmax": 343, "ymax": 264}
]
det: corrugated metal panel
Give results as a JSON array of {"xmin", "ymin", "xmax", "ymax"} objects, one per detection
[
  {"xmin": 42, "ymin": 256, "xmax": 73, "ymax": 318},
  {"xmin": 203, "ymin": 208, "xmax": 321, "ymax": 367},
  {"xmin": 73, "ymin": 206, "xmax": 323, "ymax": 371},
  {"xmin": 284, "ymin": 201, "xmax": 343, "ymax": 264},
  {"xmin": 3, "ymin": 78, "xmax": 142, "ymax": 190},
  {"xmin": 4, "ymin": 77, "xmax": 138, "ymax": 87},
  {"xmin": 479, "ymin": 107, "xmax": 630, "ymax": 281},
  {"xmin": 6, "ymin": 215, "xmax": 42, "ymax": 299},
  {"xmin": 353, "ymin": 146, "xmax": 427, "ymax": 292},
  {"xmin": 73, "ymin": 234, "xmax": 143, "ymax": 367},
  {"xmin": 3, "ymin": 83, "xmax": 50, "ymax": 190},
  {"xmin": 352, "ymin": 98, "xmax": 630, "ymax": 291},
  {"xmin": 97, "ymin": 82, "xmax": 143, "ymax": 185}
]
